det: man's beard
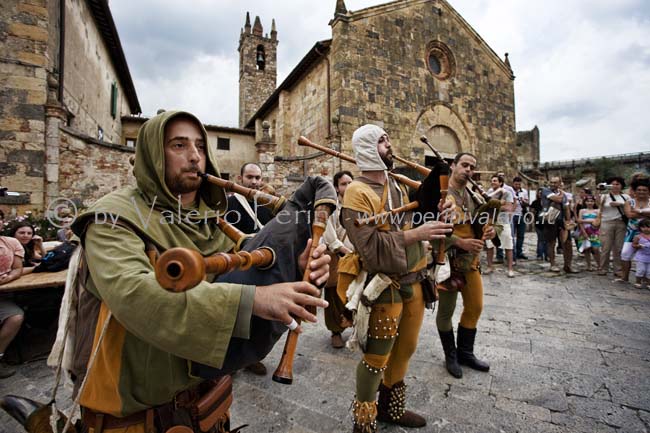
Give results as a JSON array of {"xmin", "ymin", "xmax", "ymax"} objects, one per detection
[
  {"xmin": 167, "ymin": 169, "xmax": 202, "ymax": 195},
  {"xmin": 381, "ymin": 152, "xmax": 394, "ymax": 170}
]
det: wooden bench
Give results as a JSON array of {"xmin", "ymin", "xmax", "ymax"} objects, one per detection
[{"xmin": 0, "ymin": 269, "xmax": 68, "ymax": 293}]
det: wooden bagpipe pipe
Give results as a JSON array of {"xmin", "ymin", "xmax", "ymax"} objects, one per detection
[{"xmin": 155, "ymin": 216, "xmax": 276, "ymax": 292}]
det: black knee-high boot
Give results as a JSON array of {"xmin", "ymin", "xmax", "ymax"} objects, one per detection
[
  {"xmin": 456, "ymin": 325, "xmax": 490, "ymax": 372},
  {"xmin": 438, "ymin": 329, "xmax": 462, "ymax": 378}
]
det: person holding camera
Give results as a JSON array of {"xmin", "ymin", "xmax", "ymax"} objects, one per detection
[
  {"xmin": 541, "ymin": 176, "xmax": 575, "ymax": 273},
  {"xmin": 512, "ymin": 177, "xmax": 529, "ymax": 260},
  {"xmin": 597, "ymin": 176, "xmax": 629, "ymax": 276}
]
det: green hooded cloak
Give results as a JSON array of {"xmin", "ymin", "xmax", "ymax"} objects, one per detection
[{"xmin": 71, "ymin": 111, "xmax": 254, "ymax": 416}]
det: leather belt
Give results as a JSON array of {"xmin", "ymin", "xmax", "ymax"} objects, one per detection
[
  {"xmin": 82, "ymin": 407, "xmax": 147, "ymax": 430},
  {"xmin": 81, "ymin": 387, "xmax": 199, "ymax": 430}
]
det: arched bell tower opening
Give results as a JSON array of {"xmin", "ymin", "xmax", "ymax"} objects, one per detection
[{"xmin": 256, "ymin": 45, "xmax": 266, "ymax": 70}]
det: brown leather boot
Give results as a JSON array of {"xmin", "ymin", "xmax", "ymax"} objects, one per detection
[
  {"xmin": 377, "ymin": 381, "xmax": 426, "ymax": 427},
  {"xmin": 352, "ymin": 399, "xmax": 377, "ymax": 433},
  {"xmin": 244, "ymin": 361, "xmax": 267, "ymax": 376},
  {"xmin": 331, "ymin": 332, "xmax": 345, "ymax": 349}
]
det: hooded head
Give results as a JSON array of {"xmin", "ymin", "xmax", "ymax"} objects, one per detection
[
  {"xmin": 352, "ymin": 124, "xmax": 392, "ymax": 171},
  {"xmin": 133, "ymin": 110, "xmax": 227, "ymax": 213}
]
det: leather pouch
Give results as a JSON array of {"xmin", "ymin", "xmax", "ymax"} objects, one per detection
[
  {"xmin": 193, "ymin": 376, "xmax": 233, "ymax": 432},
  {"xmin": 421, "ymin": 277, "xmax": 438, "ymax": 304}
]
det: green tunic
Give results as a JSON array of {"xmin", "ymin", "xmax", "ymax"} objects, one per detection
[{"xmin": 72, "ymin": 111, "xmax": 254, "ymax": 416}]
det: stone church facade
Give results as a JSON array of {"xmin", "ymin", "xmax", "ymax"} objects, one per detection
[{"xmin": 241, "ymin": 0, "xmax": 540, "ymax": 194}]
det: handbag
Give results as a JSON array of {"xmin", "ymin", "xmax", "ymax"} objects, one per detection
[
  {"xmin": 571, "ymin": 227, "xmax": 581, "ymax": 240},
  {"xmin": 420, "ymin": 277, "xmax": 438, "ymax": 306}
]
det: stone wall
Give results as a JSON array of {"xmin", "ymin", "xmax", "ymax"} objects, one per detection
[
  {"xmin": 524, "ymin": 152, "xmax": 650, "ymax": 195},
  {"xmin": 253, "ymin": 56, "xmax": 344, "ymax": 194},
  {"xmin": 207, "ymin": 128, "xmax": 257, "ymax": 180},
  {"xmin": 516, "ymin": 126, "xmax": 540, "ymax": 170},
  {"xmin": 0, "ymin": 0, "xmax": 50, "ymax": 214},
  {"xmin": 264, "ymin": 59, "xmax": 330, "ymax": 156},
  {"xmin": 329, "ymin": 0, "xmax": 518, "ymax": 177},
  {"xmin": 58, "ymin": 127, "xmax": 135, "ymax": 208},
  {"xmin": 1, "ymin": 0, "xmax": 137, "ymax": 216},
  {"xmin": 63, "ymin": 0, "xmax": 131, "ymax": 143}
]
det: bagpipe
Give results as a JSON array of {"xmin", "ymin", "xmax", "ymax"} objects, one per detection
[
  {"xmin": 153, "ymin": 172, "xmax": 337, "ymax": 384},
  {"xmin": 298, "ymin": 135, "xmax": 501, "ymax": 246}
]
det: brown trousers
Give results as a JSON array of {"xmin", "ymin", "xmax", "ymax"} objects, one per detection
[
  {"xmin": 324, "ymin": 285, "xmax": 348, "ymax": 334},
  {"xmin": 599, "ymin": 219, "xmax": 627, "ymax": 273}
]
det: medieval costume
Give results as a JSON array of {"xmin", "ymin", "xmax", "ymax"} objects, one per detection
[
  {"xmin": 435, "ymin": 186, "xmax": 490, "ymax": 379},
  {"xmin": 225, "ymin": 192, "xmax": 273, "ymax": 234},
  {"xmin": 70, "ymin": 111, "xmax": 253, "ymax": 432},
  {"xmin": 340, "ymin": 125, "xmax": 428, "ymax": 432}
]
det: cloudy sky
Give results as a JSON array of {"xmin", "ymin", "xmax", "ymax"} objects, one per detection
[{"xmin": 109, "ymin": 0, "xmax": 650, "ymax": 161}]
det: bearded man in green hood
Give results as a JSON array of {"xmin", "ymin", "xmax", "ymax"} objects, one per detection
[{"xmin": 70, "ymin": 110, "xmax": 330, "ymax": 433}]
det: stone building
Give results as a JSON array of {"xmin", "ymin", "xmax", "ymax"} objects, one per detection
[
  {"xmin": 0, "ymin": 0, "xmax": 269, "ymax": 218},
  {"xmin": 0, "ymin": 0, "xmax": 141, "ymax": 217},
  {"xmin": 238, "ymin": 12, "xmax": 278, "ymax": 129},
  {"xmin": 241, "ymin": 0, "xmax": 540, "ymax": 193},
  {"xmin": 2, "ymin": 0, "xmax": 541, "ymax": 217}
]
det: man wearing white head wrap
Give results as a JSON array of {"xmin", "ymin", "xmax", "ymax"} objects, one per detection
[
  {"xmin": 341, "ymin": 125, "xmax": 452, "ymax": 432},
  {"xmin": 352, "ymin": 124, "xmax": 391, "ymax": 171}
]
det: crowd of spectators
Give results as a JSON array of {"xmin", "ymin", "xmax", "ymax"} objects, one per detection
[{"xmin": 486, "ymin": 173, "xmax": 650, "ymax": 289}]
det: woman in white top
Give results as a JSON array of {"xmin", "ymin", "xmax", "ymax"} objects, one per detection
[
  {"xmin": 617, "ymin": 177, "xmax": 650, "ymax": 283},
  {"xmin": 597, "ymin": 177, "xmax": 629, "ymax": 276}
]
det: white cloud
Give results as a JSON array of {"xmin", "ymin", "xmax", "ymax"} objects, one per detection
[
  {"xmin": 452, "ymin": 0, "xmax": 650, "ymax": 160},
  {"xmin": 136, "ymin": 54, "xmax": 239, "ymax": 126}
]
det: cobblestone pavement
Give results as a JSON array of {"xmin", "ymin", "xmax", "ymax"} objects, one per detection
[{"xmin": 2, "ymin": 239, "xmax": 649, "ymax": 433}]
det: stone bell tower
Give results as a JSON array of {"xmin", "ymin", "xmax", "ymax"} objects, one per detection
[{"xmin": 238, "ymin": 12, "xmax": 278, "ymax": 128}]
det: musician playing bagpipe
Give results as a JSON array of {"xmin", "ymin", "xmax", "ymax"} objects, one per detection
[
  {"xmin": 339, "ymin": 125, "xmax": 453, "ymax": 432},
  {"xmin": 66, "ymin": 111, "xmax": 331, "ymax": 433},
  {"xmin": 432, "ymin": 152, "xmax": 497, "ymax": 379}
]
